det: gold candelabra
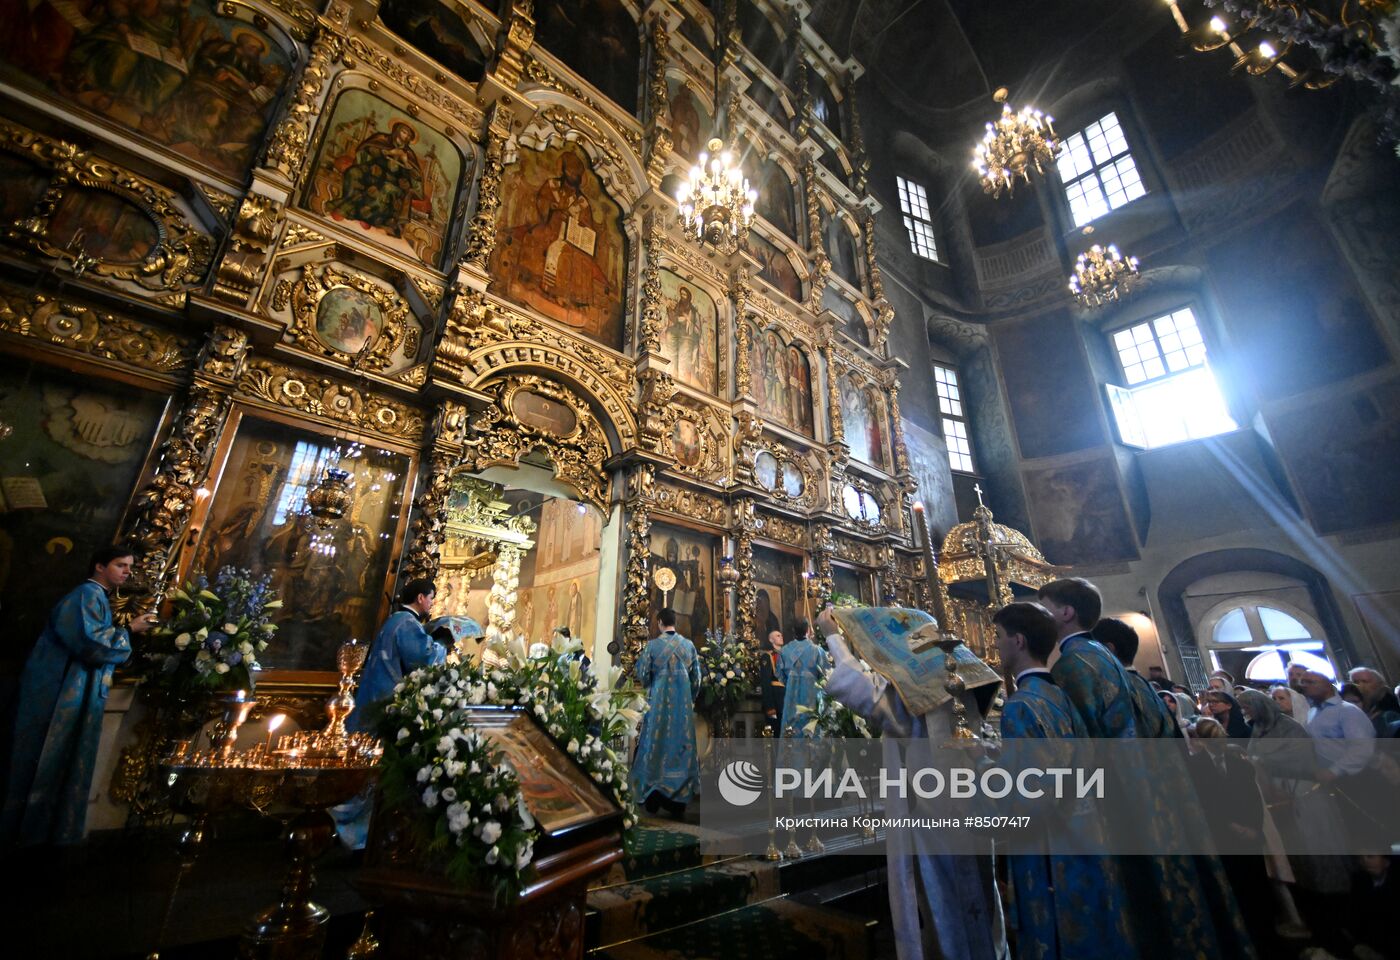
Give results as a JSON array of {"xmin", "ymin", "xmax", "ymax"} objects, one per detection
[{"xmin": 1069, "ymin": 240, "xmax": 1141, "ymax": 308}]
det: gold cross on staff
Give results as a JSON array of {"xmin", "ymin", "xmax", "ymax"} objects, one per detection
[{"xmin": 973, "ymin": 482, "xmax": 985, "ymax": 507}]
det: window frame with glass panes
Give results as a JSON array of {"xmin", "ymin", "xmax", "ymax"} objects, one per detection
[
  {"xmin": 933, "ymin": 364, "xmax": 975, "ymax": 473},
  {"xmin": 896, "ymin": 175, "xmax": 940, "ymax": 262},
  {"xmin": 1103, "ymin": 305, "xmax": 1237, "ymax": 450},
  {"xmin": 1056, "ymin": 111, "xmax": 1147, "ymax": 228}
]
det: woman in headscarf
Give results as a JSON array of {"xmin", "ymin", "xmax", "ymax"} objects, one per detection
[
  {"xmin": 1237, "ymin": 688, "xmax": 1351, "ymax": 954},
  {"xmin": 1203, "ymin": 689, "xmax": 1252, "ymax": 738},
  {"xmin": 1270, "ymin": 684, "xmax": 1310, "ymax": 725},
  {"xmin": 1158, "ymin": 689, "xmax": 1196, "ymax": 735}
]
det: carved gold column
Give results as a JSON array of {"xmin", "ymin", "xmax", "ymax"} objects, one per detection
[
  {"xmin": 789, "ymin": 10, "xmax": 812, "ymax": 142},
  {"xmin": 824, "ymin": 342, "xmax": 845, "ymax": 449},
  {"xmin": 731, "ymin": 264, "xmax": 752, "ymax": 398},
  {"xmin": 802, "ymin": 161, "xmax": 831, "ymax": 312},
  {"xmin": 463, "ymin": 106, "xmax": 511, "ymax": 269},
  {"xmin": 638, "ymin": 213, "xmax": 664, "ymax": 354},
  {"xmin": 400, "ymin": 402, "xmax": 468, "ymax": 585},
  {"xmin": 847, "ymin": 78, "xmax": 870, "ymax": 196},
  {"xmin": 489, "ymin": 544, "xmax": 523, "ymax": 637},
  {"xmin": 810, "ymin": 522, "xmax": 835, "ymax": 605},
  {"xmin": 264, "ymin": 28, "xmax": 343, "ymax": 184},
  {"xmin": 211, "ymin": 193, "xmax": 283, "ymax": 306},
  {"xmin": 862, "ymin": 213, "xmax": 895, "ymax": 351},
  {"xmin": 491, "ymin": 0, "xmax": 536, "ymax": 91},
  {"xmin": 620, "ymin": 465, "xmax": 655, "ymax": 671},
  {"xmin": 733, "ymin": 497, "xmax": 757, "ymax": 645},
  {"xmin": 644, "ymin": 19, "xmax": 672, "ymax": 189},
  {"xmin": 119, "ymin": 326, "xmax": 249, "ymax": 604},
  {"xmin": 637, "ymin": 368, "xmax": 677, "ymax": 455}
]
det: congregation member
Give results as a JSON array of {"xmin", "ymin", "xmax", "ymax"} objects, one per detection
[
  {"xmin": 1298, "ymin": 669, "xmax": 1381, "ymax": 848},
  {"xmin": 1350, "ymin": 854, "xmax": 1399, "ymax": 960},
  {"xmin": 776, "ymin": 619, "xmax": 827, "ymax": 738},
  {"xmin": 2, "ymin": 546, "xmax": 155, "ymax": 847},
  {"xmin": 757, "ymin": 628, "xmax": 785, "ymax": 736},
  {"xmin": 1147, "ymin": 663, "xmax": 1170, "ymax": 689},
  {"xmin": 1348, "ymin": 666, "xmax": 1400, "ymax": 737},
  {"xmin": 630, "ymin": 608, "xmax": 699, "ymax": 818},
  {"xmin": 1208, "ymin": 670, "xmax": 1235, "ymax": 693},
  {"xmin": 1236, "ymin": 689, "xmax": 1352, "ymax": 956},
  {"xmin": 1272, "ymin": 684, "xmax": 1312, "ymax": 724},
  {"xmin": 992, "ymin": 601, "xmax": 1134, "ymax": 959},
  {"xmin": 817, "ymin": 605, "xmax": 1006, "ymax": 960},
  {"xmin": 1202, "ymin": 689, "xmax": 1253, "ymax": 738},
  {"xmin": 1037, "ymin": 577, "xmax": 1256, "ymax": 959},
  {"xmin": 1287, "ymin": 662, "xmax": 1310, "ymax": 693}
]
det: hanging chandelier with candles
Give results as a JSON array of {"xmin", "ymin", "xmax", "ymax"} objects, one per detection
[
  {"xmin": 1069, "ymin": 242, "xmax": 1141, "ymax": 308},
  {"xmin": 973, "ymin": 88, "xmax": 1062, "ymax": 198},
  {"xmin": 676, "ymin": 138, "xmax": 757, "ymax": 252}
]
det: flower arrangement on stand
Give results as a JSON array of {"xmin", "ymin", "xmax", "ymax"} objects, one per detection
[
  {"xmin": 798, "ymin": 668, "xmax": 874, "ymax": 740},
  {"xmin": 137, "ymin": 566, "xmax": 282, "ymax": 698},
  {"xmin": 374, "ymin": 631, "xmax": 646, "ymax": 895},
  {"xmin": 694, "ymin": 630, "xmax": 757, "ymax": 737}
]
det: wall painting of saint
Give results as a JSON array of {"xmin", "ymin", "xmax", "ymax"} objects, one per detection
[
  {"xmin": 658, "ymin": 269, "xmax": 718, "ymax": 394},
  {"xmin": 673, "ymin": 419, "xmax": 703, "ymax": 468},
  {"xmin": 666, "ymin": 77, "xmax": 710, "ymax": 161},
  {"xmin": 47, "ymin": 189, "xmax": 160, "ymax": 265},
  {"xmin": 841, "ymin": 374, "xmax": 887, "ymax": 469},
  {"xmin": 314, "ymin": 288, "xmax": 384, "ymax": 356},
  {"xmin": 751, "ymin": 232, "xmax": 802, "ymax": 303},
  {"xmin": 754, "ymin": 159, "xmax": 797, "ymax": 239},
  {"xmin": 491, "ymin": 143, "xmax": 627, "ymax": 350},
  {"xmin": 746, "ymin": 323, "xmax": 813, "ymax": 437},
  {"xmin": 534, "ymin": 1, "xmax": 641, "ymax": 115},
  {"xmin": 379, "ymin": 0, "xmax": 489, "ymax": 84},
  {"xmin": 305, "ymin": 89, "xmax": 463, "ymax": 269},
  {"xmin": 0, "ymin": 0, "xmax": 290, "ymax": 179}
]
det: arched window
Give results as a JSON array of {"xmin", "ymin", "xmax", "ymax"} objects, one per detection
[{"xmin": 1200, "ymin": 599, "xmax": 1337, "ymax": 683}]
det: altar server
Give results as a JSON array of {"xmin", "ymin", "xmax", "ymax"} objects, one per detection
[
  {"xmin": 777, "ymin": 619, "xmax": 828, "ymax": 738},
  {"xmin": 347, "ymin": 578, "xmax": 446, "ymax": 734},
  {"xmin": 630, "ymin": 607, "xmax": 700, "ymax": 817}
]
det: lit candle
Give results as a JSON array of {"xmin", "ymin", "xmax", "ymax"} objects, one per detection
[{"xmin": 266, "ymin": 713, "xmax": 285, "ymax": 752}]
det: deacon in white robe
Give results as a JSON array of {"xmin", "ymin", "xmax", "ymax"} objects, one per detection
[{"xmin": 817, "ymin": 606, "xmax": 1007, "ymax": 960}]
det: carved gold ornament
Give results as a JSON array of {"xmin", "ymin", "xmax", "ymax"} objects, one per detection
[
  {"xmin": 0, "ymin": 120, "xmax": 212, "ymax": 293},
  {"xmin": 236, "ymin": 358, "xmax": 426, "ymax": 443},
  {"xmin": 459, "ymin": 375, "xmax": 612, "ymax": 512},
  {"xmin": 0, "ymin": 288, "xmax": 197, "ymax": 375},
  {"xmin": 286, "ymin": 263, "xmax": 414, "ymax": 370}
]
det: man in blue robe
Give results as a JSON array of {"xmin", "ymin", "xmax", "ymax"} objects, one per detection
[
  {"xmin": 1038, "ymin": 578, "xmax": 1256, "ymax": 960},
  {"xmin": 630, "ymin": 608, "xmax": 700, "ymax": 818},
  {"xmin": 3, "ymin": 545, "xmax": 156, "ymax": 846},
  {"xmin": 1091, "ymin": 617, "xmax": 1178, "ymax": 739},
  {"xmin": 777, "ymin": 619, "xmax": 828, "ymax": 738},
  {"xmin": 336, "ymin": 578, "xmax": 446, "ymax": 849},
  {"xmin": 991, "ymin": 601, "xmax": 1134, "ymax": 960},
  {"xmin": 347, "ymin": 578, "xmax": 446, "ymax": 734}
]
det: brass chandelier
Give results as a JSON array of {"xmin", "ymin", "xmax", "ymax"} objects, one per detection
[
  {"xmin": 675, "ymin": 0, "xmax": 756, "ymax": 252},
  {"xmin": 1069, "ymin": 241, "xmax": 1141, "ymax": 308},
  {"xmin": 973, "ymin": 88, "xmax": 1062, "ymax": 198},
  {"xmin": 676, "ymin": 137, "xmax": 757, "ymax": 252}
]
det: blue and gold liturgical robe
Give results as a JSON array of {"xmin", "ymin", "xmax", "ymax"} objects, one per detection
[
  {"xmin": 2, "ymin": 581, "xmax": 131, "ymax": 846},
  {"xmin": 630, "ymin": 630, "xmax": 700, "ymax": 803},
  {"xmin": 1000, "ymin": 670, "xmax": 1134, "ymax": 960},
  {"xmin": 347, "ymin": 607, "xmax": 446, "ymax": 734},
  {"xmin": 1052, "ymin": 633, "xmax": 1257, "ymax": 960},
  {"xmin": 777, "ymin": 637, "xmax": 829, "ymax": 738}
]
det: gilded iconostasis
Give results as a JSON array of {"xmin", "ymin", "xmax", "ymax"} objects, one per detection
[{"xmin": 0, "ymin": 0, "xmax": 936, "ymax": 680}]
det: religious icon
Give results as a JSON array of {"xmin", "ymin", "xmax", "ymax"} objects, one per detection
[
  {"xmin": 841, "ymin": 374, "xmax": 886, "ymax": 468},
  {"xmin": 511, "ymin": 391, "xmax": 578, "ymax": 437},
  {"xmin": 751, "ymin": 232, "xmax": 802, "ymax": 302},
  {"xmin": 658, "ymin": 270, "xmax": 718, "ymax": 394},
  {"xmin": 46, "ymin": 189, "xmax": 159, "ymax": 265},
  {"xmin": 747, "ymin": 323, "xmax": 813, "ymax": 436},
  {"xmin": 314, "ymin": 287, "xmax": 384, "ymax": 356},
  {"xmin": 491, "ymin": 143, "xmax": 626, "ymax": 349},
  {"xmin": 533, "ymin": 1, "xmax": 641, "ymax": 115},
  {"xmin": 649, "ymin": 528, "xmax": 714, "ymax": 639},
  {"xmin": 379, "ymin": 0, "xmax": 489, "ymax": 83},
  {"xmin": 754, "ymin": 159, "xmax": 797, "ymax": 238},
  {"xmin": 464, "ymin": 707, "xmax": 620, "ymax": 835},
  {"xmin": 1, "ymin": 0, "xmax": 290, "ymax": 178},
  {"xmin": 306, "ymin": 89, "xmax": 462, "ymax": 268},
  {"xmin": 666, "ymin": 78, "xmax": 709, "ymax": 160},
  {"xmin": 672, "ymin": 419, "xmax": 703, "ymax": 468},
  {"xmin": 780, "ymin": 461, "xmax": 804, "ymax": 498},
  {"xmin": 754, "ymin": 450, "xmax": 779, "ymax": 490},
  {"xmin": 824, "ymin": 213, "xmax": 861, "ymax": 286}
]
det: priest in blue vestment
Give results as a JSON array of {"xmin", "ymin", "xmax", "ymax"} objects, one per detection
[
  {"xmin": 991, "ymin": 602, "xmax": 1134, "ymax": 960},
  {"xmin": 630, "ymin": 607, "xmax": 700, "ymax": 817},
  {"xmin": 336, "ymin": 578, "xmax": 446, "ymax": 849},
  {"xmin": 347, "ymin": 578, "xmax": 446, "ymax": 734},
  {"xmin": 1091, "ymin": 617, "xmax": 1179, "ymax": 739},
  {"xmin": 3, "ymin": 546, "xmax": 156, "ymax": 846},
  {"xmin": 1038, "ymin": 578, "xmax": 1256, "ymax": 960},
  {"xmin": 777, "ymin": 619, "xmax": 828, "ymax": 738}
]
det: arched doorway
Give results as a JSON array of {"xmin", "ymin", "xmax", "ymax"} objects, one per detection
[{"xmin": 1198, "ymin": 596, "xmax": 1338, "ymax": 682}]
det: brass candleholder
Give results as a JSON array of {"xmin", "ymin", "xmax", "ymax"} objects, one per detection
[
  {"xmin": 760, "ymin": 725, "xmax": 782, "ymax": 862},
  {"xmin": 208, "ymin": 689, "xmax": 256, "ymax": 758},
  {"xmin": 934, "ymin": 636, "xmax": 980, "ymax": 746}
]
